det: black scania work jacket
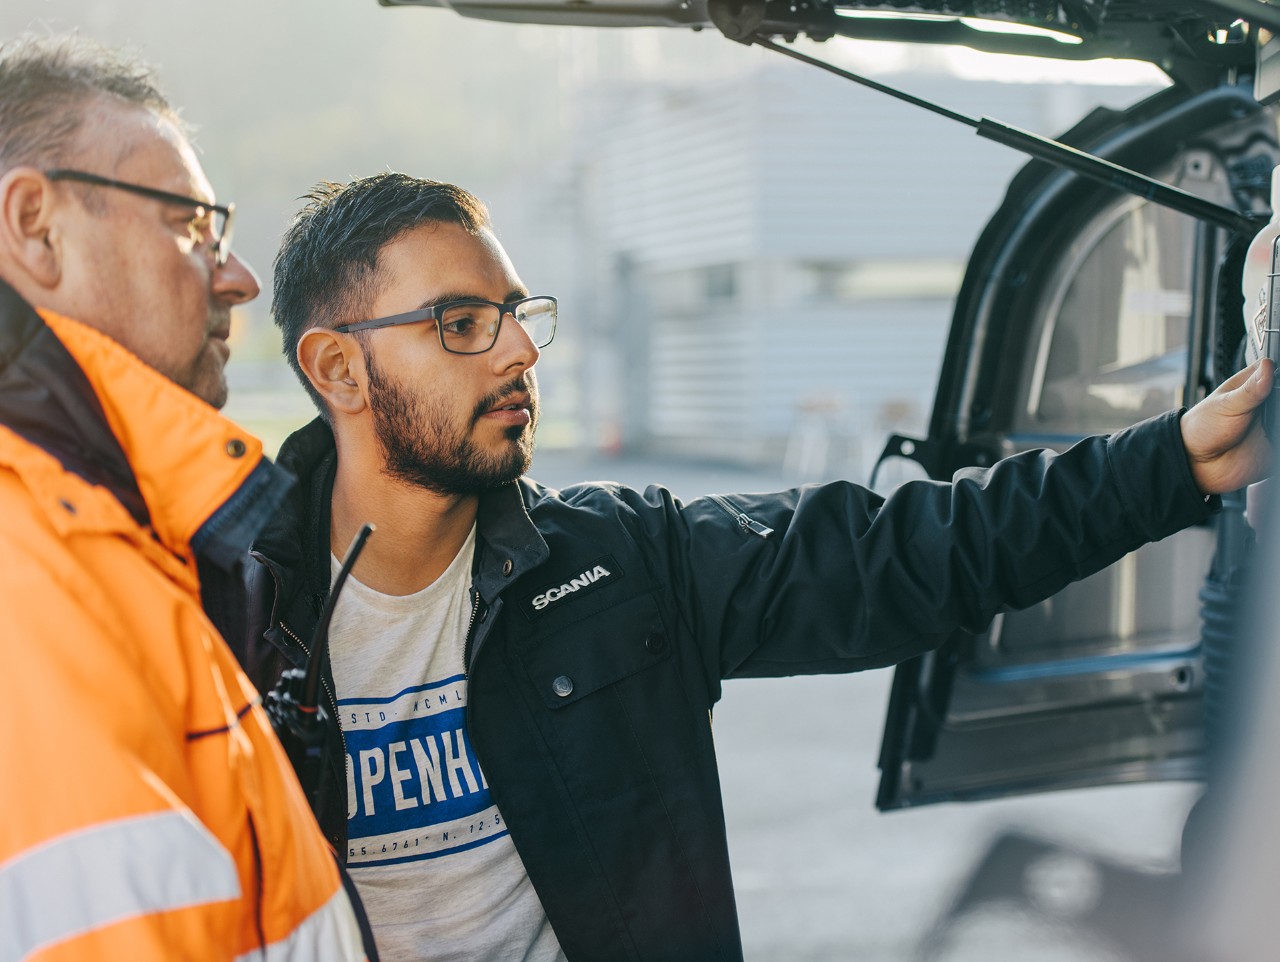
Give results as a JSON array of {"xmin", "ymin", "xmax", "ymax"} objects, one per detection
[{"xmin": 216, "ymin": 413, "xmax": 1214, "ymax": 962}]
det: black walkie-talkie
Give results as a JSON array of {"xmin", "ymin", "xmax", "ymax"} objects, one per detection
[{"xmin": 265, "ymin": 522, "xmax": 374, "ymax": 819}]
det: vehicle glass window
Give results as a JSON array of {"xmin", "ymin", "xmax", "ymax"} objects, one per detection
[{"xmin": 1018, "ymin": 197, "xmax": 1192, "ymax": 434}]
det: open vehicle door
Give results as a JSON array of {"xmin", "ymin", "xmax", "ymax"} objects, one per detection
[{"xmin": 874, "ymin": 80, "xmax": 1278, "ymax": 809}]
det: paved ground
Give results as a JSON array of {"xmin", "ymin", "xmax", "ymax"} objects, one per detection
[{"xmin": 529, "ymin": 447, "xmax": 1198, "ymax": 962}]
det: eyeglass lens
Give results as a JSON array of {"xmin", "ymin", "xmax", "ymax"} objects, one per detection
[
  {"xmin": 193, "ymin": 207, "xmax": 233, "ymax": 267},
  {"xmin": 212, "ymin": 208, "xmax": 233, "ymax": 266},
  {"xmin": 440, "ymin": 298, "xmax": 556, "ymax": 354}
]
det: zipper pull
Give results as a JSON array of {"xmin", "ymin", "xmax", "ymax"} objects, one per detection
[
  {"xmin": 737, "ymin": 513, "xmax": 774, "ymax": 538},
  {"xmin": 710, "ymin": 494, "xmax": 775, "ymax": 539}
]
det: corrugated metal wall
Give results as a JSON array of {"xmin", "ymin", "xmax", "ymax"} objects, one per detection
[{"xmin": 499, "ymin": 57, "xmax": 1160, "ymax": 469}]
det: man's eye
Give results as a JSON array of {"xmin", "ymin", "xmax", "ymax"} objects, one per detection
[{"xmin": 441, "ymin": 314, "xmax": 479, "ymax": 337}]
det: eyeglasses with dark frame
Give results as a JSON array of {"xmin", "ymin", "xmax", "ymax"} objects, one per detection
[
  {"xmin": 334, "ymin": 295, "xmax": 558, "ymax": 356},
  {"xmin": 45, "ymin": 168, "xmax": 236, "ymax": 267}
]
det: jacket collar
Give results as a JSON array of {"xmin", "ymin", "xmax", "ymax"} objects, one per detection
[
  {"xmin": 261, "ymin": 416, "xmax": 549, "ymax": 607},
  {"xmin": 474, "ymin": 478, "xmax": 549, "ymax": 604},
  {"xmin": 0, "ymin": 278, "xmax": 292, "ymax": 569},
  {"xmin": 0, "ymin": 279, "xmax": 148, "ymax": 524}
]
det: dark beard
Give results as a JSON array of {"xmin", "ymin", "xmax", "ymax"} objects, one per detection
[{"xmin": 364, "ymin": 347, "xmax": 537, "ymax": 496}]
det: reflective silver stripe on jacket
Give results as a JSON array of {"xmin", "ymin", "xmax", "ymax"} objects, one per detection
[
  {"xmin": 1, "ymin": 810, "xmax": 241, "ymax": 961},
  {"xmin": 234, "ymin": 886, "xmax": 367, "ymax": 962}
]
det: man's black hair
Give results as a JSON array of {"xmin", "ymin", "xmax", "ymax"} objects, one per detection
[{"xmin": 272, "ymin": 172, "xmax": 491, "ymax": 419}]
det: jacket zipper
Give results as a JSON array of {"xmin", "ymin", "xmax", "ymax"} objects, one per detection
[
  {"xmin": 462, "ymin": 586, "xmax": 481, "ymax": 680},
  {"xmin": 278, "ymin": 619, "xmax": 349, "ymax": 828},
  {"xmin": 245, "ymin": 812, "xmax": 268, "ymax": 955},
  {"xmin": 709, "ymin": 494, "xmax": 775, "ymax": 538}
]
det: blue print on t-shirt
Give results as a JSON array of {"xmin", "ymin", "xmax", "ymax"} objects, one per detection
[{"xmin": 341, "ymin": 675, "xmax": 497, "ymax": 861}]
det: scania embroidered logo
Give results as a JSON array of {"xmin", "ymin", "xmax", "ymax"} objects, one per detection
[
  {"xmin": 531, "ymin": 564, "xmax": 614, "ymax": 611},
  {"xmin": 521, "ymin": 555, "xmax": 624, "ymax": 619}
]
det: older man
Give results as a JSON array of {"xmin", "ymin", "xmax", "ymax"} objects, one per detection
[{"xmin": 0, "ymin": 37, "xmax": 368, "ymax": 960}]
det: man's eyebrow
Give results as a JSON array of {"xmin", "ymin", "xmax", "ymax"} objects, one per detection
[{"xmin": 415, "ymin": 288, "xmax": 530, "ymax": 309}]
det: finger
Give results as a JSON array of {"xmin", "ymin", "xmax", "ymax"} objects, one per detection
[{"xmin": 1210, "ymin": 357, "xmax": 1274, "ymax": 415}]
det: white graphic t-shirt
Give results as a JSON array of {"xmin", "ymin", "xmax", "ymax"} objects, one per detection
[{"xmin": 328, "ymin": 525, "xmax": 564, "ymax": 962}]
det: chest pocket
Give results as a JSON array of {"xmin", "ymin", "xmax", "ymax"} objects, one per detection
[
  {"xmin": 515, "ymin": 590, "xmax": 712, "ymax": 802},
  {"xmin": 520, "ymin": 591, "xmax": 671, "ymax": 709}
]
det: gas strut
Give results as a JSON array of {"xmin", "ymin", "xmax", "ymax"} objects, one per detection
[
  {"xmin": 705, "ymin": 0, "xmax": 1262, "ymax": 236},
  {"xmin": 265, "ymin": 522, "xmax": 375, "ymax": 818},
  {"xmin": 1200, "ymin": 0, "xmax": 1280, "ymax": 34},
  {"xmin": 748, "ymin": 35, "xmax": 1259, "ymax": 236}
]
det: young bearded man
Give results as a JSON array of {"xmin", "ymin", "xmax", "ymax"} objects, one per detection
[
  {"xmin": 223, "ymin": 171, "xmax": 1273, "ymax": 962},
  {"xmin": 0, "ymin": 37, "xmax": 369, "ymax": 961}
]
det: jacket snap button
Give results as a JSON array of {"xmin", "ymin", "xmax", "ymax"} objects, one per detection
[
  {"xmin": 502, "ymin": 559, "xmax": 514, "ymax": 577},
  {"xmin": 645, "ymin": 633, "xmax": 666, "ymax": 654},
  {"xmin": 552, "ymin": 675, "xmax": 574, "ymax": 697},
  {"xmin": 225, "ymin": 438, "xmax": 247, "ymax": 458}
]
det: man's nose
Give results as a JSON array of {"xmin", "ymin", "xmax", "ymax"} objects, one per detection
[
  {"xmin": 491, "ymin": 310, "xmax": 540, "ymax": 371},
  {"xmin": 213, "ymin": 250, "xmax": 261, "ymax": 305}
]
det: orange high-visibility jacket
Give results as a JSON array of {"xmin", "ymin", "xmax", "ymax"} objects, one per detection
[{"xmin": 0, "ymin": 285, "xmax": 368, "ymax": 962}]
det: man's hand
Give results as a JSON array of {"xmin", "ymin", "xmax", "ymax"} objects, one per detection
[{"xmin": 1181, "ymin": 357, "xmax": 1275, "ymax": 496}]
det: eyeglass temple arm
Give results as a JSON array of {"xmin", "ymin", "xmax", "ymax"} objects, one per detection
[{"xmin": 336, "ymin": 309, "xmax": 435, "ymax": 334}]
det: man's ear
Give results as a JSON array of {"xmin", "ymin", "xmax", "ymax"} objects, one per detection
[
  {"xmin": 298, "ymin": 327, "xmax": 367, "ymax": 416},
  {"xmin": 0, "ymin": 168, "xmax": 62, "ymax": 290}
]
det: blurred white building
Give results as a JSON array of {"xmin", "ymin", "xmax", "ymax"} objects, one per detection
[{"xmin": 495, "ymin": 49, "xmax": 1160, "ymax": 478}]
